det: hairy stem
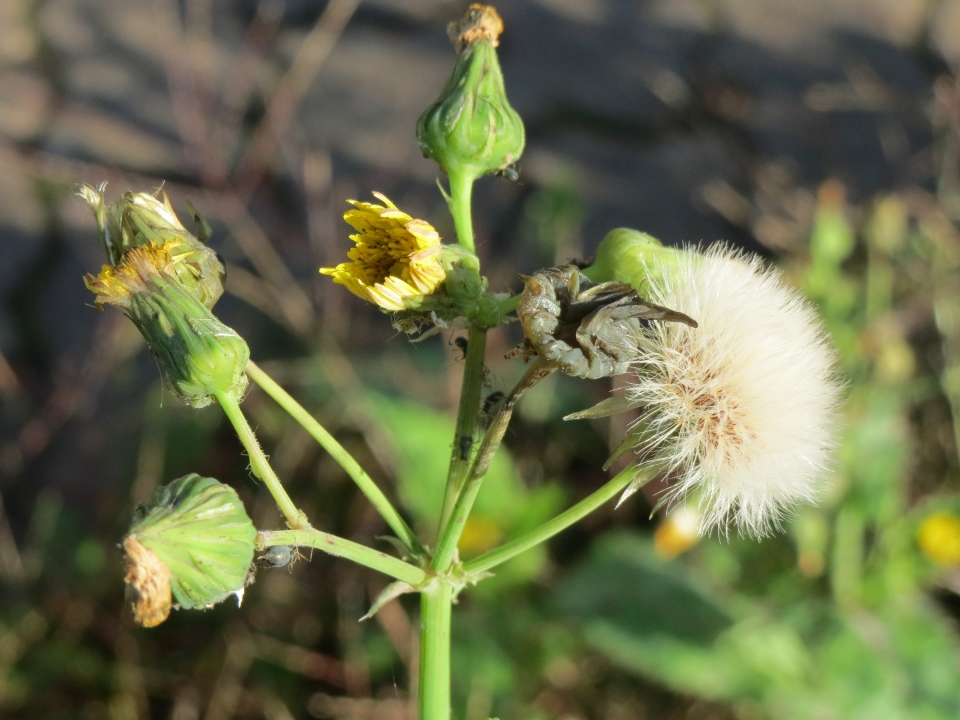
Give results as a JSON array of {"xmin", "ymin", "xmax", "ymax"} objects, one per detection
[
  {"xmin": 432, "ymin": 362, "xmax": 553, "ymax": 572},
  {"xmin": 246, "ymin": 360, "xmax": 425, "ymax": 557},
  {"xmin": 463, "ymin": 462, "xmax": 659, "ymax": 574},
  {"xmin": 438, "ymin": 326, "xmax": 488, "ymax": 532},
  {"xmin": 418, "ymin": 583, "xmax": 453, "ymax": 720},
  {"xmin": 217, "ymin": 391, "xmax": 309, "ymax": 530},
  {"xmin": 257, "ymin": 529, "xmax": 428, "ymax": 585}
]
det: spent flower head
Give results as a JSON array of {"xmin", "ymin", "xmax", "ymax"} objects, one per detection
[
  {"xmin": 85, "ymin": 241, "xmax": 249, "ymax": 407},
  {"xmin": 78, "ymin": 184, "xmax": 225, "ymax": 308},
  {"xmin": 624, "ymin": 245, "xmax": 842, "ymax": 537},
  {"xmin": 320, "ymin": 192, "xmax": 446, "ymax": 311},
  {"xmin": 124, "ymin": 474, "xmax": 256, "ymax": 626}
]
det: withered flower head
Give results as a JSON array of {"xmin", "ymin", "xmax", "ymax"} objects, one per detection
[
  {"xmin": 78, "ymin": 184, "xmax": 225, "ymax": 308},
  {"xmin": 85, "ymin": 241, "xmax": 249, "ymax": 408},
  {"xmin": 514, "ymin": 265, "xmax": 695, "ymax": 379}
]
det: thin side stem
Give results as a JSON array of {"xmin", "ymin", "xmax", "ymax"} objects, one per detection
[
  {"xmin": 418, "ymin": 583, "xmax": 453, "ymax": 720},
  {"xmin": 447, "ymin": 171, "xmax": 475, "ymax": 252},
  {"xmin": 217, "ymin": 391, "xmax": 309, "ymax": 530},
  {"xmin": 258, "ymin": 529, "xmax": 428, "ymax": 586},
  {"xmin": 463, "ymin": 462, "xmax": 659, "ymax": 575},
  {"xmin": 438, "ymin": 326, "xmax": 488, "ymax": 532},
  {"xmin": 246, "ymin": 360, "xmax": 425, "ymax": 556},
  {"xmin": 432, "ymin": 362, "xmax": 553, "ymax": 572}
]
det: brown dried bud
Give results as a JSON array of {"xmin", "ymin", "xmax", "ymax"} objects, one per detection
[
  {"xmin": 123, "ymin": 536, "xmax": 172, "ymax": 628},
  {"xmin": 447, "ymin": 4, "xmax": 503, "ymax": 52},
  {"xmin": 513, "ymin": 265, "xmax": 696, "ymax": 379}
]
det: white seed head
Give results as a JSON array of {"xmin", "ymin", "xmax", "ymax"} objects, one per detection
[{"xmin": 629, "ymin": 245, "xmax": 842, "ymax": 537}]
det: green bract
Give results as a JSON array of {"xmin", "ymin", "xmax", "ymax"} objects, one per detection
[
  {"xmin": 79, "ymin": 184, "xmax": 226, "ymax": 308},
  {"xmin": 127, "ymin": 474, "xmax": 256, "ymax": 613},
  {"xmin": 583, "ymin": 228, "xmax": 688, "ymax": 291},
  {"xmin": 416, "ymin": 6, "xmax": 524, "ymax": 184}
]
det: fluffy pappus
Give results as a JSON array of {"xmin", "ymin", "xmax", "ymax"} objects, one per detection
[{"xmin": 627, "ymin": 245, "xmax": 843, "ymax": 537}]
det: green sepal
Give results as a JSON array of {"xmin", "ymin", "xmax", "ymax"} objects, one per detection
[
  {"xmin": 564, "ymin": 394, "xmax": 644, "ymax": 422},
  {"xmin": 128, "ymin": 474, "xmax": 256, "ymax": 610},
  {"xmin": 128, "ymin": 276, "xmax": 249, "ymax": 408}
]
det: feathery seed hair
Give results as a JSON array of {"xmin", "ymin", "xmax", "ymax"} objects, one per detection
[{"xmin": 628, "ymin": 245, "xmax": 842, "ymax": 537}]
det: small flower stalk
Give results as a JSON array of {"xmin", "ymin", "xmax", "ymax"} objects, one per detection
[
  {"xmin": 570, "ymin": 244, "xmax": 842, "ymax": 537},
  {"xmin": 416, "ymin": 4, "xmax": 524, "ymax": 184},
  {"xmin": 123, "ymin": 474, "xmax": 256, "ymax": 627},
  {"xmin": 78, "ymin": 184, "xmax": 225, "ymax": 308},
  {"xmin": 85, "ymin": 241, "xmax": 249, "ymax": 408}
]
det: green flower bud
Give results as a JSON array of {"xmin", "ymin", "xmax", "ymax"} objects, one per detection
[
  {"xmin": 416, "ymin": 5, "xmax": 524, "ymax": 183},
  {"xmin": 78, "ymin": 184, "xmax": 225, "ymax": 308},
  {"xmin": 582, "ymin": 228, "xmax": 687, "ymax": 291},
  {"xmin": 85, "ymin": 242, "xmax": 249, "ymax": 407},
  {"xmin": 124, "ymin": 474, "xmax": 256, "ymax": 626}
]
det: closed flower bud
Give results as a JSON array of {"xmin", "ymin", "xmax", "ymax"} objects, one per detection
[
  {"xmin": 514, "ymin": 265, "xmax": 695, "ymax": 379},
  {"xmin": 78, "ymin": 184, "xmax": 225, "ymax": 308},
  {"xmin": 416, "ymin": 5, "xmax": 524, "ymax": 183},
  {"xmin": 124, "ymin": 474, "xmax": 257, "ymax": 626},
  {"xmin": 85, "ymin": 242, "xmax": 249, "ymax": 407}
]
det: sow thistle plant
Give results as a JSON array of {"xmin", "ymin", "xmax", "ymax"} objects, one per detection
[{"xmin": 81, "ymin": 6, "xmax": 841, "ymax": 720}]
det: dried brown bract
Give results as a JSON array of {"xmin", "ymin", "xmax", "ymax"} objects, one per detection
[
  {"xmin": 514, "ymin": 265, "xmax": 696, "ymax": 379},
  {"xmin": 123, "ymin": 536, "xmax": 172, "ymax": 628}
]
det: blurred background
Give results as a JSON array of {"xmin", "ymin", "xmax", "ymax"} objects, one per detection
[{"xmin": 1, "ymin": 0, "xmax": 960, "ymax": 718}]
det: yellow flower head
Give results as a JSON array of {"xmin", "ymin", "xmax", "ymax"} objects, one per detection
[
  {"xmin": 320, "ymin": 193, "xmax": 446, "ymax": 312},
  {"xmin": 917, "ymin": 512, "xmax": 960, "ymax": 566}
]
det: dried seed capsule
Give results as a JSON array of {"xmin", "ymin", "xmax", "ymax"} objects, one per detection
[{"xmin": 515, "ymin": 265, "xmax": 695, "ymax": 379}]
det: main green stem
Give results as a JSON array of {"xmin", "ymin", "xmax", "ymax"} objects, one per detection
[
  {"xmin": 432, "ymin": 362, "xmax": 552, "ymax": 573},
  {"xmin": 463, "ymin": 463, "xmax": 657, "ymax": 574},
  {"xmin": 246, "ymin": 360, "xmax": 425, "ymax": 557},
  {"xmin": 420, "ymin": 170, "xmax": 478, "ymax": 720},
  {"xmin": 438, "ymin": 326, "xmax": 488, "ymax": 530},
  {"xmin": 217, "ymin": 391, "xmax": 309, "ymax": 530},
  {"xmin": 419, "ymin": 583, "xmax": 453, "ymax": 720},
  {"xmin": 257, "ymin": 529, "xmax": 428, "ymax": 585}
]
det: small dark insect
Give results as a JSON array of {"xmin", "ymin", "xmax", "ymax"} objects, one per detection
[
  {"xmin": 453, "ymin": 336, "xmax": 469, "ymax": 359},
  {"xmin": 458, "ymin": 435, "xmax": 474, "ymax": 461},
  {"xmin": 263, "ymin": 545, "xmax": 294, "ymax": 568},
  {"xmin": 481, "ymin": 391, "xmax": 505, "ymax": 417},
  {"xmin": 495, "ymin": 164, "xmax": 520, "ymax": 183}
]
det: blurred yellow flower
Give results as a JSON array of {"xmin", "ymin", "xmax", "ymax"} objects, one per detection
[
  {"xmin": 654, "ymin": 505, "xmax": 700, "ymax": 559},
  {"xmin": 320, "ymin": 192, "xmax": 446, "ymax": 312},
  {"xmin": 917, "ymin": 512, "xmax": 960, "ymax": 566}
]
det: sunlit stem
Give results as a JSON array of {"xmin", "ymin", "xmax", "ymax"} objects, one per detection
[
  {"xmin": 216, "ymin": 391, "xmax": 309, "ymax": 530},
  {"xmin": 447, "ymin": 170, "xmax": 475, "ymax": 253},
  {"xmin": 432, "ymin": 361, "xmax": 554, "ymax": 572},
  {"xmin": 418, "ymin": 582, "xmax": 453, "ymax": 720},
  {"xmin": 463, "ymin": 462, "xmax": 660, "ymax": 575},
  {"xmin": 257, "ymin": 529, "xmax": 428, "ymax": 585},
  {"xmin": 246, "ymin": 360, "xmax": 426, "ymax": 557},
  {"xmin": 438, "ymin": 326, "xmax": 488, "ymax": 532}
]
